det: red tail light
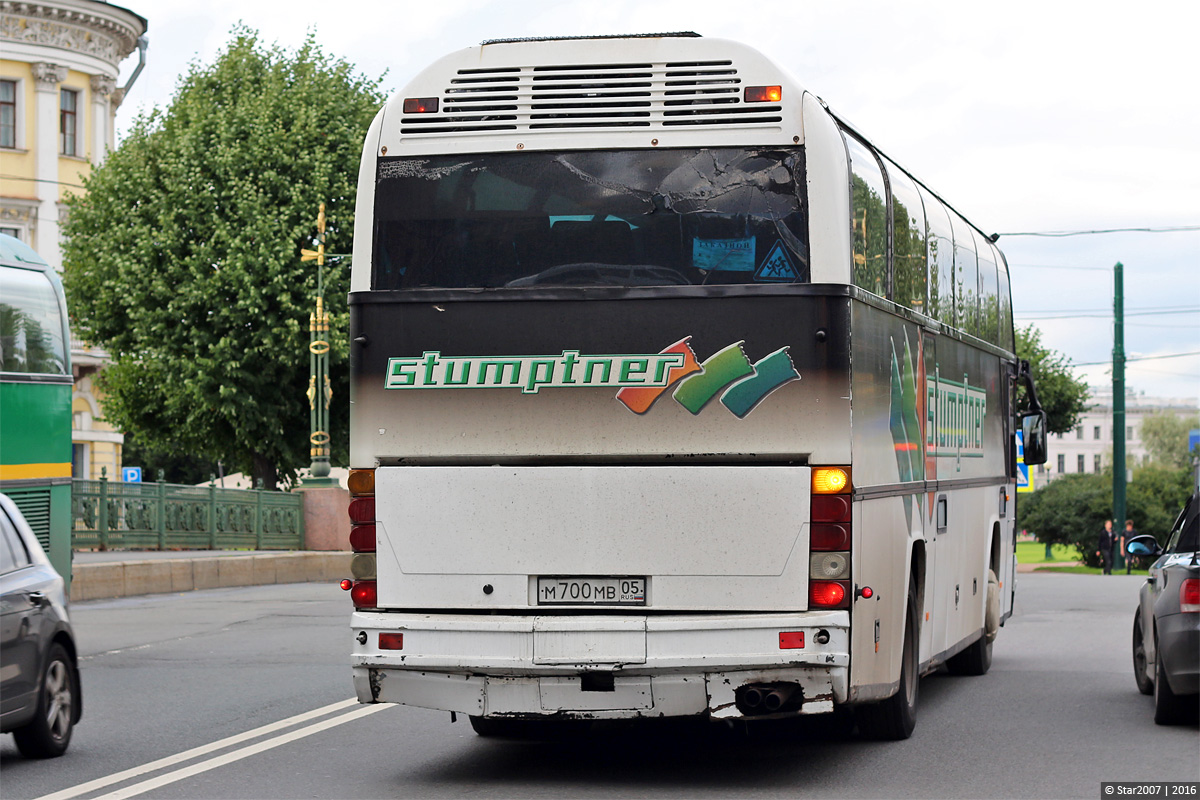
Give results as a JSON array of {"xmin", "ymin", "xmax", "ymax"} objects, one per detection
[
  {"xmin": 348, "ymin": 497, "xmax": 376, "ymax": 524},
  {"xmin": 811, "ymin": 524, "xmax": 850, "ymax": 551},
  {"xmin": 810, "ymin": 580, "xmax": 849, "ymax": 609},
  {"xmin": 350, "ymin": 580, "xmax": 377, "ymax": 609},
  {"xmin": 379, "ymin": 633, "xmax": 404, "ymax": 650},
  {"xmin": 1181, "ymin": 578, "xmax": 1200, "ymax": 613},
  {"xmin": 812, "ymin": 495, "xmax": 851, "ymax": 523},
  {"xmin": 349, "ymin": 524, "xmax": 376, "ymax": 552}
]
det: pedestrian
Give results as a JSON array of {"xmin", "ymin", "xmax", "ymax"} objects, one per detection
[
  {"xmin": 1122, "ymin": 519, "xmax": 1138, "ymax": 569},
  {"xmin": 1097, "ymin": 519, "xmax": 1117, "ymax": 575}
]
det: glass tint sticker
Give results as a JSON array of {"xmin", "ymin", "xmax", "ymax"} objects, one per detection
[
  {"xmin": 754, "ymin": 241, "xmax": 800, "ymax": 282},
  {"xmin": 692, "ymin": 238, "xmax": 755, "ymax": 272}
]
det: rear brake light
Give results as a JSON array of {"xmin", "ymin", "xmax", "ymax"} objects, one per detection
[
  {"xmin": 811, "ymin": 495, "xmax": 851, "ymax": 522},
  {"xmin": 810, "ymin": 580, "xmax": 849, "ymax": 609},
  {"xmin": 1181, "ymin": 578, "xmax": 1200, "ymax": 613},
  {"xmin": 348, "ymin": 497, "xmax": 375, "ymax": 524},
  {"xmin": 350, "ymin": 580, "xmax": 377, "ymax": 608},
  {"xmin": 779, "ymin": 631, "xmax": 805, "ymax": 649},
  {"xmin": 811, "ymin": 523, "xmax": 850, "ymax": 551},
  {"xmin": 349, "ymin": 524, "xmax": 376, "ymax": 552},
  {"xmin": 379, "ymin": 633, "xmax": 404, "ymax": 650}
]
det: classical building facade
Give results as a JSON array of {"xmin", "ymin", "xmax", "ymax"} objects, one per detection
[
  {"xmin": 1037, "ymin": 387, "xmax": 1198, "ymax": 485},
  {"xmin": 0, "ymin": 0, "xmax": 147, "ymax": 480}
]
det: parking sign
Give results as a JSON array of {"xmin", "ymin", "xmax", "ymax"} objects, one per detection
[{"xmin": 122, "ymin": 466, "xmax": 143, "ymax": 483}]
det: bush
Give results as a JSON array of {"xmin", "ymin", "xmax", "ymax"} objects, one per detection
[{"xmin": 1017, "ymin": 466, "xmax": 1192, "ymax": 568}]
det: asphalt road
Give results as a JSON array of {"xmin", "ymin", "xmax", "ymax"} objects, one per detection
[{"xmin": 2, "ymin": 573, "xmax": 1197, "ymax": 800}]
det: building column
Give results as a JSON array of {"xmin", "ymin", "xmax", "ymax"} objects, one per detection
[
  {"xmin": 90, "ymin": 75, "xmax": 117, "ymax": 166},
  {"xmin": 31, "ymin": 61, "xmax": 67, "ymax": 266}
]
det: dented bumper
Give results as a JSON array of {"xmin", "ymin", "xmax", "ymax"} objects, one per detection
[{"xmin": 350, "ymin": 610, "xmax": 849, "ymax": 719}]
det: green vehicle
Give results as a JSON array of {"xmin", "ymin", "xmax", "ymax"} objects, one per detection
[{"xmin": 0, "ymin": 233, "xmax": 73, "ymax": 591}]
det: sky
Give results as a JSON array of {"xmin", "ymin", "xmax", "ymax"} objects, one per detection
[{"xmin": 109, "ymin": 0, "xmax": 1199, "ymax": 405}]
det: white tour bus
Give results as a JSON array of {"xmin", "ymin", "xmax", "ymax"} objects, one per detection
[{"xmin": 344, "ymin": 33, "xmax": 1047, "ymax": 739}]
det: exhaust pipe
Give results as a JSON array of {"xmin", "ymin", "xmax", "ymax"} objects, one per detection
[
  {"xmin": 741, "ymin": 685, "xmax": 767, "ymax": 709},
  {"xmin": 763, "ymin": 684, "xmax": 797, "ymax": 712}
]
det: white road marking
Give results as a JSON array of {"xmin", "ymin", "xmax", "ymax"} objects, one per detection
[
  {"xmin": 90, "ymin": 705, "xmax": 390, "ymax": 800},
  {"xmin": 33, "ymin": 698, "xmax": 368, "ymax": 800}
]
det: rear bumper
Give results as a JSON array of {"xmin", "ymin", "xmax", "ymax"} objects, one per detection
[
  {"xmin": 1159, "ymin": 613, "xmax": 1200, "ymax": 696},
  {"xmin": 350, "ymin": 610, "xmax": 849, "ymax": 719}
]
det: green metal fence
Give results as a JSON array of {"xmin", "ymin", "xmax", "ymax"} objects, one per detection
[{"xmin": 72, "ymin": 475, "xmax": 305, "ymax": 551}]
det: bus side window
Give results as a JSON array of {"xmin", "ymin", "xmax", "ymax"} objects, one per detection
[
  {"xmin": 974, "ymin": 229, "xmax": 999, "ymax": 345},
  {"xmin": 883, "ymin": 157, "xmax": 927, "ymax": 314},
  {"xmin": 844, "ymin": 133, "xmax": 889, "ymax": 298},
  {"xmin": 920, "ymin": 185, "xmax": 954, "ymax": 325},
  {"xmin": 950, "ymin": 212, "xmax": 977, "ymax": 336},
  {"xmin": 995, "ymin": 245, "xmax": 1014, "ymax": 352}
]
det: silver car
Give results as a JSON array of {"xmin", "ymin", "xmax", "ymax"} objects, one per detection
[
  {"xmin": 1128, "ymin": 490, "xmax": 1199, "ymax": 725},
  {"xmin": 0, "ymin": 493, "xmax": 82, "ymax": 757}
]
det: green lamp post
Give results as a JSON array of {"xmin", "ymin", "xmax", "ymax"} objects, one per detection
[{"xmin": 300, "ymin": 203, "xmax": 339, "ymax": 487}]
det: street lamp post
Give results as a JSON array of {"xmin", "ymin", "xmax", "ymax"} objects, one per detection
[{"xmin": 300, "ymin": 203, "xmax": 338, "ymax": 487}]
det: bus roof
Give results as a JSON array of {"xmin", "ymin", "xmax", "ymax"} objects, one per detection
[{"xmin": 0, "ymin": 234, "xmax": 50, "ymax": 269}]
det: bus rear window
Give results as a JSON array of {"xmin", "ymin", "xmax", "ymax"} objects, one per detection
[
  {"xmin": 372, "ymin": 148, "xmax": 808, "ymax": 290},
  {"xmin": 0, "ymin": 266, "xmax": 67, "ymax": 375}
]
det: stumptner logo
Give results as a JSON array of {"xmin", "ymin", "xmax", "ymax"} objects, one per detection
[{"xmin": 384, "ymin": 336, "xmax": 800, "ymax": 418}]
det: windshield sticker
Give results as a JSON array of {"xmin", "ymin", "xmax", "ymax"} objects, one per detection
[
  {"xmin": 692, "ymin": 238, "xmax": 756, "ymax": 272},
  {"xmin": 385, "ymin": 336, "xmax": 799, "ymax": 418},
  {"xmin": 754, "ymin": 241, "xmax": 800, "ymax": 282}
]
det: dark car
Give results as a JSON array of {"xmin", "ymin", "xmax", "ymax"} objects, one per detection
[
  {"xmin": 1128, "ymin": 490, "xmax": 1199, "ymax": 725},
  {"xmin": 0, "ymin": 493, "xmax": 82, "ymax": 757}
]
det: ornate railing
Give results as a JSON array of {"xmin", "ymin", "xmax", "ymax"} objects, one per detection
[{"xmin": 72, "ymin": 473, "xmax": 304, "ymax": 551}]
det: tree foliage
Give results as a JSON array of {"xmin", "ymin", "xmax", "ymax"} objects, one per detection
[
  {"xmin": 1140, "ymin": 410, "xmax": 1200, "ymax": 470},
  {"xmin": 1015, "ymin": 324, "xmax": 1089, "ymax": 435},
  {"xmin": 62, "ymin": 29, "xmax": 384, "ymax": 488},
  {"xmin": 1019, "ymin": 465, "xmax": 1193, "ymax": 566}
]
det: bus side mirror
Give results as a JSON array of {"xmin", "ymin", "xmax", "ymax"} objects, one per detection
[{"xmin": 1022, "ymin": 411, "xmax": 1048, "ymax": 465}]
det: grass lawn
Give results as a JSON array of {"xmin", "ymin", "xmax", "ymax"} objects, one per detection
[
  {"xmin": 1015, "ymin": 541, "xmax": 1149, "ymax": 575},
  {"xmin": 1015, "ymin": 541, "xmax": 1081, "ymax": 564}
]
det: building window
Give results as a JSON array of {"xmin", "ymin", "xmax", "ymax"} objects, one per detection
[
  {"xmin": 1093, "ymin": 425, "xmax": 1101, "ymax": 440},
  {"xmin": 60, "ymin": 88, "xmax": 78, "ymax": 156},
  {"xmin": 1077, "ymin": 454, "xmax": 1085, "ymax": 473},
  {"xmin": 1128, "ymin": 426, "xmax": 1135, "ymax": 440},
  {"xmin": 0, "ymin": 226, "xmax": 19, "ymax": 240},
  {"xmin": 1094, "ymin": 454, "xmax": 1102, "ymax": 473},
  {"xmin": 1057, "ymin": 454, "xmax": 1065, "ymax": 473},
  {"xmin": 0, "ymin": 79, "xmax": 16, "ymax": 149},
  {"xmin": 1075, "ymin": 426, "xmax": 1083, "ymax": 440}
]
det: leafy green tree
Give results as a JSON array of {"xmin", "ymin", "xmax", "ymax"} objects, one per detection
[
  {"xmin": 62, "ymin": 29, "xmax": 384, "ymax": 489},
  {"xmin": 1019, "ymin": 465, "xmax": 1192, "ymax": 566},
  {"xmin": 1140, "ymin": 410, "xmax": 1200, "ymax": 470},
  {"xmin": 1015, "ymin": 324, "xmax": 1089, "ymax": 435}
]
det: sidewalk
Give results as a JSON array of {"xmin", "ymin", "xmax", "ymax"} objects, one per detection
[
  {"xmin": 70, "ymin": 549, "xmax": 352, "ymax": 602},
  {"xmin": 1016, "ymin": 560, "xmax": 1080, "ymax": 573}
]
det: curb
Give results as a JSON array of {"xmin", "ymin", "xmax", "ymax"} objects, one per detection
[{"xmin": 70, "ymin": 552, "xmax": 352, "ymax": 602}]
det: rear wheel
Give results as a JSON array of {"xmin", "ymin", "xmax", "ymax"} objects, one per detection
[
  {"xmin": 857, "ymin": 590, "xmax": 918, "ymax": 740},
  {"xmin": 1153, "ymin": 629, "xmax": 1191, "ymax": 725},
  {"xmin": 1132, "ymin": 615, "xmax": 1153, "ymax": 695},
  {"xmin": 947, "ymin": 569, "xmax": 998, "ymax": 676},
  {"xmin": 13, "ymin": 643, "xmax": 76, "ymax": 759}
]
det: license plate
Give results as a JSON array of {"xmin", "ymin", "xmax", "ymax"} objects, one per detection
[{"xmin": 537, "ymin": 576, "xmax": 646, "ymax": 606}]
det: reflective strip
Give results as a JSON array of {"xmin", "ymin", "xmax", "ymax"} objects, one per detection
[{"xmin": 0, "ymin": 462, "xmax": 71, "ymax": 480}]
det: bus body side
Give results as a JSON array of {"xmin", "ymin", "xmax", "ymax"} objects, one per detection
[{"xmin": 0, "ymin": 234, "xmax": 75, "ymax": 590}]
